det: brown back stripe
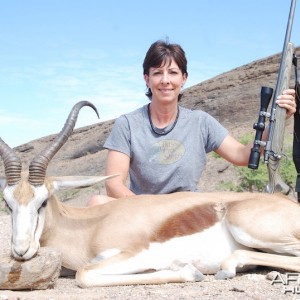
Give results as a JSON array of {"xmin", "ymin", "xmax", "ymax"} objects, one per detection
[{"xmin": 151, "ymin": 203, "xmax": 220, "ymax": 243}]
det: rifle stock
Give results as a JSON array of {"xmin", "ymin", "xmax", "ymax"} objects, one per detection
[
  {"xmin": 249, "ymin": 0, "xmax": 296, "ymax": 195},
  {"xmin": 264, "ymin": 43, "xmax": 294, "ymax": 194}
]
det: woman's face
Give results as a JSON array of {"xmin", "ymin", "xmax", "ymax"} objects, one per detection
[{"xmin": 144, "ymin": 59, "xmax": 187, "ymax": 104}]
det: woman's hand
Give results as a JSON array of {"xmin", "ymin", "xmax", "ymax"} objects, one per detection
[{"xmin": 276, "ymin": 88, "xmax": 296, "ymax": 118}]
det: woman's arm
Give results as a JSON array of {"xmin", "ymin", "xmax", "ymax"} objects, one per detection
[
  {"xmin": 215, "ymin": 135, "xmax": 253, "ymax": 166},
  {"xmin": 105, "ymin": 149, "xmax": 135, "ymax": 198},
  {"xmin": 215, "ymin": 89, "xmax": 296, "ymax": 166}
]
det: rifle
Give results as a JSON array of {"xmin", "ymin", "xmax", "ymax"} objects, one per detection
[{"xmin": 248, "ymin": 0, "xmax": 297, "ymax": 195}]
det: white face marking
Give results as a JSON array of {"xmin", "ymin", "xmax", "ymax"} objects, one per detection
[
  {"xmin": 3, "ymin": 185, "xmax": 17, "ymax": 211},
  {"xmin": 3, "ymin": 184, "xmax": 49, "ymax": 260}
]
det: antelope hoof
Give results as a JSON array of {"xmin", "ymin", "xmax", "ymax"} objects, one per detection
[
  {"xmin": 215, "ymin": 270, "xmax": 236, "ymax": 280},
  {"xmin": 181, "ymin": 264, "xmax": 205, "ymax": 282}
]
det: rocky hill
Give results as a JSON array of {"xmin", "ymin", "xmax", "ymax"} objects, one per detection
[{"xmin": 1, "ymin": 47, "xmax": 299, "ymax": 203}]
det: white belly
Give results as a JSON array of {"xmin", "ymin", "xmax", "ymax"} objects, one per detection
[
  {"xmin": 94, "ymin": 222, "xmax": 245, "ymax": 276},
  {"xmin": 136, "ymin": 221, "xmax": 242, "ymax": 274},
  {"xmin": 147, "ymin": 223, "xmax": 239, "ymax": 274}
]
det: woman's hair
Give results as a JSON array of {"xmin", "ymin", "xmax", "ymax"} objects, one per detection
[{"xmin": 143, "ymin": 39, "xmax": 188, "ymax": 100}]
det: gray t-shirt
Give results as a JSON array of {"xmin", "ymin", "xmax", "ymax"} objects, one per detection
[{"xmin": 104, "ymin": 105, "xmax": 228, "ymax": 194}]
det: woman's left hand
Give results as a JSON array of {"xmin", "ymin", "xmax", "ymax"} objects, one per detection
[{"xmin": 276, "ymin": 88, "xmax": 296, "ymax": 118}]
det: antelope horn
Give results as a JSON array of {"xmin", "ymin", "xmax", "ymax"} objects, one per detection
[
  {"xmin": 28, "ymin": 101, "xmax": 99, "ymax": 186},
  {"xmin": 0, "ymin": 138, "xmax": 22, "ymax": 185}
]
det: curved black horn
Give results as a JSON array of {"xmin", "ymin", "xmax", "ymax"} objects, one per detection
[
  {"xmin": 0, "ymin": 138, "xmax": 22, "ymax": 185},
  {"xmin": 28, "ymin": 101, "xmax": 99, "ymax": 186}
]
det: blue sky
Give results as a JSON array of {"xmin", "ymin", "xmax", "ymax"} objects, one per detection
[{"xmin": 0, "ymin": 0, "xmax": 299, "ymax": 147}]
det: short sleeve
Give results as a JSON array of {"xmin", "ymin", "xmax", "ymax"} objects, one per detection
[
  {"xmin": 204, "ymin": 113, "xmax": 228, "ymax": 153},
  {"xmin": 103, "ymin": 115, "xmax": 131, "ymax": 157}
]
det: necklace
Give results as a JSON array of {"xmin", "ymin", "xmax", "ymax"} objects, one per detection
[{"xmin": 147, "ymin": 104, "xmax": 180, "ymax": 136}]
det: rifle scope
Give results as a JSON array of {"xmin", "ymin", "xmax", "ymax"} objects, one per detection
[{"xmin": 248, "ymin": 86, "xmax": 273, "ymax": 169}]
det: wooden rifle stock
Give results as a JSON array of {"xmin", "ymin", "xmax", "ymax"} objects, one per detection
[{"xmin": 264, "ymin": 43, "xmax": 294, "ymax": 194}]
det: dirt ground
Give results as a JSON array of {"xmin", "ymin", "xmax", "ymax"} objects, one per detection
[{"xmin": 0, "ymin": 214, "xmax": 299, "ymax": 300}]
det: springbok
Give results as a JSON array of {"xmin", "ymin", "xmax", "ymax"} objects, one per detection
[{"xmin": 1, "ymin": 101, "xmax": 300, "ymax": 288}]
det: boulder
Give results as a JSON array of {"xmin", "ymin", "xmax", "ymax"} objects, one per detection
[{"xmin": 0, "ymin": 247, "xmax": 61, "ymax": 290}]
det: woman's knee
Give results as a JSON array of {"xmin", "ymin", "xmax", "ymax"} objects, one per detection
[{"xmin": 87, "ymin": 195, "xmax": 115, "ymax": 206}]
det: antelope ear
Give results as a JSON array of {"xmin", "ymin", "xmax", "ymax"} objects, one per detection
[
  {"xmin": 49, "ymin": 175, "xmax": 119, "ymax": 191},
  {"xmin": 0, "ymin": 177, "xmax": 7, "ymax": 190}
]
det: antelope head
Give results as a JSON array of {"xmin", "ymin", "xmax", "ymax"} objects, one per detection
[{"xmin": 0, "ymin": 101, "xmax": 102, "ymax": 260}]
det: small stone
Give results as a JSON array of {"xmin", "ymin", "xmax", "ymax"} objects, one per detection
[{"xmin": 265, "ymin": 271, "xmax": 280, "ymax": 281}]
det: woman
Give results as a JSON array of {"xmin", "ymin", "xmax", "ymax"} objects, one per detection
[{"xmin": 90, "ymin": 40, "xmax": 296, "ymax": 203}]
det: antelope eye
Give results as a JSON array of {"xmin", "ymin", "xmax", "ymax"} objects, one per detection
[{"xmin": 38, "ymin": 200, "xmax": 48, "ymax": 213}]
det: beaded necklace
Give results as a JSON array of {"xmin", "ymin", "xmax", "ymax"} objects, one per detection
[{"xmin": 147, "ymin": 104, "xmax": 180, "ymax": 136}]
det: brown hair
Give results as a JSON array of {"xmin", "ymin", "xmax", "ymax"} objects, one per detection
[{"xmin": 143, "ymin": 40, "xmax": 188, "ymax": 99}]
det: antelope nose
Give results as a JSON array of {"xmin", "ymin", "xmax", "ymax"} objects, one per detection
[{"xmin": 13, "ymin": 240, "xmax": 30, "ymax": 258}]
